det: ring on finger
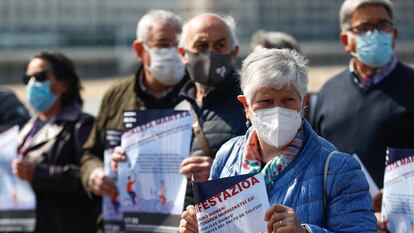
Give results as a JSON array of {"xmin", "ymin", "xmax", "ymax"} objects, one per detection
[{"xmin": 279, "ymin": 220, "xmax": 284, "ymax": 227}]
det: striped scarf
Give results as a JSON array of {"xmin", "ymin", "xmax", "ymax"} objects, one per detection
[{"xmin": 241, "ymin": 128, "xmax": 304, "ymax": 187}]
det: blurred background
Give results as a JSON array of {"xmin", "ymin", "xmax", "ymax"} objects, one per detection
[{"xmin": 2, "ymin": 0, "xmax": 414, "ymax": 115}]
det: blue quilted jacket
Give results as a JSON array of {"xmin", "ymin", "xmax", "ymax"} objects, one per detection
[{"xmin": 210, "ymin": 120, "xmax": 377, "ymax": 233}]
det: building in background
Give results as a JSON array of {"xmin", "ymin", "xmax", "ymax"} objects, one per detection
[{"xmin": 1, "ymin": 0, "xmax": 414, "ymax": 83}]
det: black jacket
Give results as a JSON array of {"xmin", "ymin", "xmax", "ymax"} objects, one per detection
[
  {"xmin": 312, "ymin": 61, "xmax": 414, "ymax": 187},
  {"xmin": 18, "ymin": 102, "xmax": 98, "ymax": 233},
  {"xmin": 178, "ymin": 69, "xmax": 247, "ymax": 206}
]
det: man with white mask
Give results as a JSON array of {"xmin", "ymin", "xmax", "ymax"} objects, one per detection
[
  {"xmin": 80, "ymin": 10, "xmax": 187, "ymax": 198},
  {"xmin": 112, "ymin": 13, "xmax": 247, "ymax": 208}
]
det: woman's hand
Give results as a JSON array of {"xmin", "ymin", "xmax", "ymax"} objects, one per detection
[
  {"xmin": 12, "ymin": 159, "xmax": 35, "ymax": 181},
  {"xmin": 264, "ymin": 204, "xmax": 308, "ymax": 233},
  {"xmin": 179, "ymin": 205, "xmax": 199, "ymax": 233},
  {"xmin": 111, "ymin": 146, "xmax": 126, "ymax": 175}
]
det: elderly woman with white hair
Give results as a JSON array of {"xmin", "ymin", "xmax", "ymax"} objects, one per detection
[{"xmin": 179, "ymin": 48, "xmax": 377, "ymax": 233}]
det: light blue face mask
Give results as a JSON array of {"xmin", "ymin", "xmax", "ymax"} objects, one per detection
[
  {"xmin": 354, "ymin": 30, "xmax": 393, "ymax": 68},
  {"xmin": 26, "ymin": 79, "xmax": 57, "ymax": 112}
]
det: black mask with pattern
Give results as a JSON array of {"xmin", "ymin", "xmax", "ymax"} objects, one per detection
[{"xmin": 185, "ymin": 50, "xmax": 233, "ymax": 87}]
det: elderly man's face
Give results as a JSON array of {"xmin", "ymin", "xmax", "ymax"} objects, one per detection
[
  {"xmin": 182, "ymin": 15, "xmax": 238, "ymax": 57},
  {"xmin": 136, "ymin": 22, "xmax": 181, "ymax": 64},
  {"xmin": 341, "ymin": 4, "xmax": 397, "ymax": 54}
]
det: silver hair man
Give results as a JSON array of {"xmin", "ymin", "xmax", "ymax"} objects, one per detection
[
  {"xmin": 240, "ymin": 48, "xmax": 308, "ymax": 105},
  {"xmin": 339, "ymin": 0, "xmax": 393, "ymax": 31},
  {"xmin": 250, "ymin": 30, "xmax": 301, "ymax": 53},
  {"xmin": 179, "ymin": 14, "xmax": 239, "ymax": 49},
  {"xmin": 136, "ymin": 9, "xmax": 183, "ymax": 42}
]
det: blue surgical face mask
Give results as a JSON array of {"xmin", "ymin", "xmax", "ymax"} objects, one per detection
[
  {"xmin": 26, "ymin": 79, "xmax": 57, "ymax": 113},
  {"xmin": 353, "ymin": 30, "xmax": 393, "ymax": 68}
]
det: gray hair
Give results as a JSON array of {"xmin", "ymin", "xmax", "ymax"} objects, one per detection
[
  {"xmin": 339, "ymin": 0, "xmax": 393, "ymax": 31},
  {"xmin": 250, "ymin": 30, "xmax": 301, "ymax": 53},
  {"xmin": 179, "ymin": 14, "xmax": 239, "ymax": 49},
  {"xmin": 240, "ymin": 48, "xmax": 309, "ymax": 105},
  {"xmin": 136, "ymin": 10, "xmax": 183, "ymax": 43}
]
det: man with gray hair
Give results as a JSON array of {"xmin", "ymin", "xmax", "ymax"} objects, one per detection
[
  {"xmin": 176, "ymin": 13, "xmax": 246, "ymax": 207},
  {"xmin": 312, "ymin": 1, "xmax": 414, "ymax": 230},
  {"xmin": 80, "ymin": 10, "xmax": 188, "ymax": 199},
  {"xmin": 250, "ymin": 30, "xmax": 301, "ymax": 53}
]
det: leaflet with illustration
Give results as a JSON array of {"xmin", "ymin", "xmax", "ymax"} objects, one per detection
[
  {"xmin": 382, "ymin": 148, "xmax": 414, "ymax": 233},
  {"xmin": 118, "ymin": 110, "xmax": 192, "ymax": 232},
  {"xmin": 103, "ymin": 129, "xmax": 124, "ymax": 233},
  {"xmin": 192, "ymin": 173, "xmax": 270, "ymax": 233},
  {"xmin": 0, "ymin": 126, "xmax": 36, "ymax": 232}
]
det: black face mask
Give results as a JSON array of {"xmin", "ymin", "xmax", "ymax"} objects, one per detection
[{"xmin": 185, "ymin": 50, "xmax": 233, "ymax": 86}]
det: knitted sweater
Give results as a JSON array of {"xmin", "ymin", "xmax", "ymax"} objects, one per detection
[{"xmin": 312, "ymin": 61, "xmax": 414, "ymax": 187}]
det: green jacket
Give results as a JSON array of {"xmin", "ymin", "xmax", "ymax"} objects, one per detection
[{"xmin": 80, "ymin": 67, "xmax": 187, "ymax": 193}]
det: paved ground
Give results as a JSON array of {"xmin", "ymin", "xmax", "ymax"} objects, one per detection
[{"xmin": 5, "ymin": 65, "xmax": 345, "ymax": 116}]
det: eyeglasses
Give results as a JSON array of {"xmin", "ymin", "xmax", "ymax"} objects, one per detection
[
  {"xmin": 348, "ymin": 21, "xmax": 394, "ymax": 35},
  {"xmin": 22, "ymin": 70, "xmax": 49, "ymax": 85}
]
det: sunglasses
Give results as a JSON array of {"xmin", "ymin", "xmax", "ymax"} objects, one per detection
[{"xmin": 22, "ymin": 70, "xmax": 49, "ymax": 85}]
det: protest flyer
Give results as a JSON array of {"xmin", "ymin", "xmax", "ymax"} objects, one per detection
[
  {"xmin": 352, "ymin": 154, "xmax": 379, "ymax": 198},
  {"xmin": 118, "ymin": 110, "xmax": 192, "ymax": 232},
  {"xmin": 103, "ymin": 129, "xmax": 124, "ymax": 233},
  {"xmin": 382, "ymin": 148, "xmax": 414, "ymax": 233},
  {"xmin": 192, "ymin": 173, "xmax": 270, "ymax": 233},
  {"xmin": 0, "ymin": 126, "xmax": 36, "ymax": 232}
]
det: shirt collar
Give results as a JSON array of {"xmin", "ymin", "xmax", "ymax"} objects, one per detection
[
  {"xmin": 137, "ymin": 69, "xmax": 174, "ymax": 98},
  {"xmin": 350, "ymin": 55, "xmax": 398, "ymax": 89}
]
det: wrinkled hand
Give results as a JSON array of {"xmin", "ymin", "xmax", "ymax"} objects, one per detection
[
  {"xmin": 12, "ymin": 159, "xmax": 35, "ymax": 181},
  {"xmin": 264, "ymin": 204, "xmax": 308, "ymax": 233},
  {"xmin": 179, "ymin": 156, "xmax": 212, "ymax": 182},
  {"xmin": 111, "ymin": 146, "xmax": 126, "ymax": 175},
  {"xmin": 88, "ymin": 167, "xmax": 117, "ymax": 196},
  {"xmin": 179, "ymin": 205, "xmax": 199, "ymax": 233}
]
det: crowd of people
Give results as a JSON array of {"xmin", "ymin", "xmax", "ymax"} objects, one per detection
[{"xmin": 1, "ymin": 0, "xmax": 414, "ymax": 232}]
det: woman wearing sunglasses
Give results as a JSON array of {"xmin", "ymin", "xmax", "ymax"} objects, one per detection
[{"xmin": 12, "ymin": 52, "xmax": 99, "ymax": 233}]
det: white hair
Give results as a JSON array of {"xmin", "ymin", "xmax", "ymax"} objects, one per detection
[
  {"xmin": 339, "ymin": 0, "xmax": 393, "ymax": 32},
  {"xmin": 136, "ymin": 10, "xmax": 183, "ymax": 43},
  {"xmin": 179, "ymin": 14, "xmax": 239, "ymax": 49},
  {"xmin": 240, "ymin": 48, "xmax": 309, "ymax": 105}
]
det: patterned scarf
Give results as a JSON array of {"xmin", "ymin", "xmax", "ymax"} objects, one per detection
[{"xmin": 241, "ymin": 128, "xmax": 304, "ymax": 187}]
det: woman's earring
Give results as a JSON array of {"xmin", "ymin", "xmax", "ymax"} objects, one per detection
[{"xmin": 245, "ymin": 120, "xmax": 252, "ymax": 128}]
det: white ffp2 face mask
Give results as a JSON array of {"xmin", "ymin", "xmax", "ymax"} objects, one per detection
[
  {"xmin": 251, "ymin": 106, "xmax": 302, "ymax": 148},
  {"xmin": 145, "ymin": 46, "xmax": 185, "ymax": 85}
]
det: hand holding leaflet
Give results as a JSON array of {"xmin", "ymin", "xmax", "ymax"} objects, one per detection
[{"xmin": 192, "ymin": 173, "xmax": 270, "ymax": 233}]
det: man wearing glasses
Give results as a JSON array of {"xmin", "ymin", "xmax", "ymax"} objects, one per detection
[{"xmin": 312, "ymin": 0, "xmax": 414, "ymax": 227}]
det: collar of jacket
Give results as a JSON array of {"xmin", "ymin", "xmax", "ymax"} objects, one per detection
[
  {"xmin": 54, "ymin": 101, "xmax": 82, "ymax": 123},
  {"xmin": 179, "ymin": 68, "xmax": 240, "ymax": 109},
  {"xmin": 134, "ymin": 63, "xmax": 190, "ymax": 105}
]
